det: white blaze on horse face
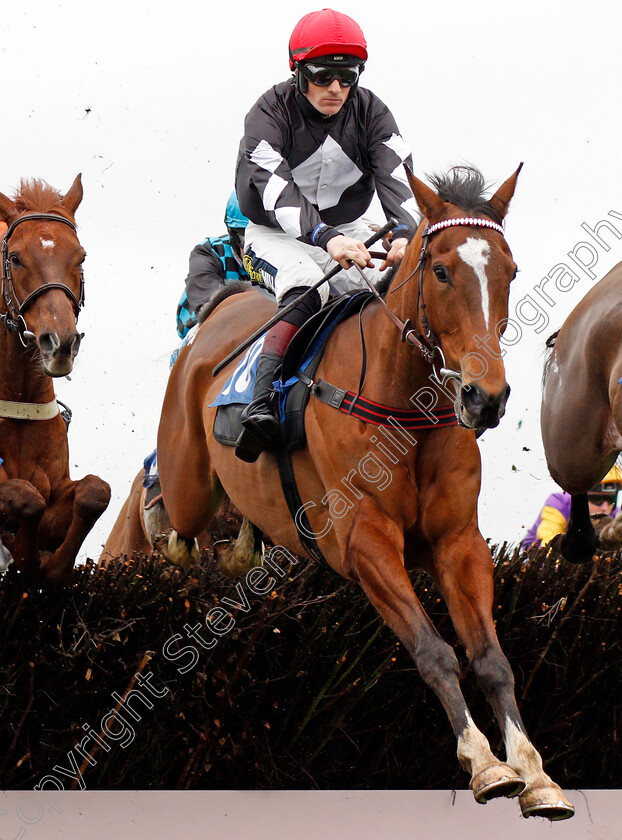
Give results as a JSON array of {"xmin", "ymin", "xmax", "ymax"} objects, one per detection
[
  {"xmin": 40, "ymin": 238, "xmax": 55, "ymax": 249},
  {"xmin": 457, "ymin": 237, "xmax": 491, "ymax": 329}
]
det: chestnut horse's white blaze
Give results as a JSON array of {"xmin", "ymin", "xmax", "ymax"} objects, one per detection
[
  {"xmin": 40, "ymin": 237, "xmax": 55, "ymax": 249},
  {"xmin": 458, "ymin": 236, "xmax": 491, "ymax": 329}
]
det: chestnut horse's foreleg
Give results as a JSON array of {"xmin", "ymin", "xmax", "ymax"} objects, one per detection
[
  {"xmin": 432, "ymin": 529, "xmax": 575, "ymax": 820},
  {"xmin": 40, "ymin": 475, "xmax": 111, "ymax": 586},
  {"xmin": 346, "ymin": 499, "xmax": 523, "ymax": 802},
  {"xmin": 157, "ymin": 405, "xmax": 225, "ymax": 567},
  {"xmin": 0, "ymin": 478, "xmax": 46, "ymax": 574}
]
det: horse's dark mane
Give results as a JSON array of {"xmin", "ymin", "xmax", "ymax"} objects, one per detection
[
  {"xmin": 427, "ymin": 166, "xmax": 503, "ymax": 223},
  {"xmin": 13, "ymin": 179, "xmax": 70, "ymax": 217},
  {"xmin": 542, "ymin": 330, "xmax": 560, "ymax": 389},
  {"xmin": 198, "ymin": 281, "xmax": 251, "ymax": 322}
]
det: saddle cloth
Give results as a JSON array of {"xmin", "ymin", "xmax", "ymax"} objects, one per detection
[{"xmin": 211, "ymin": 291, "xmax": 375, "ymax": 451}]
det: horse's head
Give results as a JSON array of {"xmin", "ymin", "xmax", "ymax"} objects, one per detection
[
  {"xmin": 399, "ymin": 165, "xmax": 521, "ymax": 431},
  {"xmin": 0, "ymin": 175, "xmax": 85, "ymax": 377}
]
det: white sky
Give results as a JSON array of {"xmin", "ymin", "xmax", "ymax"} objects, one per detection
[{"xmin": 2, "ymin": 0, "xmax": 622, "ymax": 559}]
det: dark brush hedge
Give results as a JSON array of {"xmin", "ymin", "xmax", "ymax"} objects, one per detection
[{"xmin": 0, "ymin": 542, "xmax": 620, "ymax": 790}]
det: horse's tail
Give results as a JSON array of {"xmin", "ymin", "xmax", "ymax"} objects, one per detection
[
  {"xmin": 542, "ymin": 329, "xmax": 560, "ymax": 388},
  {"xmin": 198, "ymin": 282, "xmax": 251, "ymax": 323}
]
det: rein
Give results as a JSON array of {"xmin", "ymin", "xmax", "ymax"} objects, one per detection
[{"xmin": 1, "ymin": 213, "xmax": 85, "ymax": 346}]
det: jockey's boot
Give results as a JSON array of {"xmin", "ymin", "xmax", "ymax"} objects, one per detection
[{"xmin": 235, "ymin": 352, "xmax": 283, "ymax": 462}]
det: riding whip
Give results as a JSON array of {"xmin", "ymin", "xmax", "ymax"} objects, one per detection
[{"xmin": 212, "ymin": 217, "xmax": 398, "ymax": 376}]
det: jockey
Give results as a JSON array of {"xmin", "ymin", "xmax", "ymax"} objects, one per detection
[
  {"xmin": 143, "ymin": 192, "xmax": 251, "ymax": 506},
  {"xmin": 175, "ymin": 191, "xmax": 250, "ymax": 338},
  {"xmin": 234, "ymin": 7, "xmax": 418, "ymax": 462},
  {"xmin": 521, "ymin": 466, "xmax": 622, "ymax": 549}
]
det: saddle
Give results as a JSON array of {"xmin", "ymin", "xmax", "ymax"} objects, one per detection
[{"xmin": 213, "ymin": 290, "xmax": 375, "ymax": 450}]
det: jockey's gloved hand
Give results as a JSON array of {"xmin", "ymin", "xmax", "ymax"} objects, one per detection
[
  {"xmin": 380, "ymin": 236, "xmax": 408, "ymax": 271},
  {"xmin": 326, "ymin": 235, "xmax": 373, "ymax": 271}
]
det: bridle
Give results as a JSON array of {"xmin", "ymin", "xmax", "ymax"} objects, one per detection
[
  {"xmin": 354, "ymin": 216, "xmax": 506, "ymax": 387},
  {"xmin": 1, "ymin": 212, "xmax": 85, "ymax": 346}
]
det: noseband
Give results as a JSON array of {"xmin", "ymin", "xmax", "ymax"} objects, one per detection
[{"xmin": 1, "ymin": 213, "xmax": 85, "ymax": 346}]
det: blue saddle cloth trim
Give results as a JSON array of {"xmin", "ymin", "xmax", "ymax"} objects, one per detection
[{"xmin": 210, "ymin": 335, "xmax": 267, "ymax": 407}]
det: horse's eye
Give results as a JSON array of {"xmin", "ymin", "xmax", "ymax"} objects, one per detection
[
  {"xmin": 9, "ymin": 253, "xmax": 21, "ymax": 267},
  {"xmin": 433, "ymin": 265, "xmax": 449, "ymax": 283}
]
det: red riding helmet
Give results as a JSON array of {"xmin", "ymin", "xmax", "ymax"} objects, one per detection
[{"xmin": 288, "ymin": 8, "xmax": 368, "ymax": 70}]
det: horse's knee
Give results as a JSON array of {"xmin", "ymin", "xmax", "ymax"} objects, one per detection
[
  {"xmin": 75, "ymin": 475, "xmax": 111, "ymax": 518},
  {"xmin": 0, "ymin": 480, "xmax": 46, "ymax": 523}
]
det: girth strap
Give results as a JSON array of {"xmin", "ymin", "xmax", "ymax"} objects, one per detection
[{"xmin": 274, "ymin": 446, "xmax": 331, "ymax": 569}]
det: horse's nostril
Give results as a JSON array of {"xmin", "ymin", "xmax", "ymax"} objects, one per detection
[
  {"xmin": 461, "ymin": 384, "xmax": 484, "ymax": 411},
  {"xmin": 70, "ymin": 333, "xmax": 82, "ymax": 357},
  {"xmin": 38, "ymin": 332, "xmax": 61, "ymax": 355}
]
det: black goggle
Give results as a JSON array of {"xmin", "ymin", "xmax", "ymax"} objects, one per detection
[
  {"xmin": 588, "ymin": 493, "xmax": 617, "ymax": 506},
  {"xmin": 299, "ymin": 63, "xmax": 361, "ymax": 88}
]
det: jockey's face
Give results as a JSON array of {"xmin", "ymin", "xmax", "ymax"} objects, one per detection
[
  {"xmin": 304, "ymin": 77, "xmax": 350, "ymax": 115},
  {"xmin": 588, "ymin": 498, "xmax": 615, "ymax": 516}
]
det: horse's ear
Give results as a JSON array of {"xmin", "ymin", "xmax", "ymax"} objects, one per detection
[
  {"xmin": 404, "ymin": 164, "xmax": 446, "ymax": 223},
  {"xmin": 61, "ymin": 174, "xmax": 83, "ymax": 215},
  {"xmin": 0, "ymin": 191, "xmax": 18, "ymax": 226},
  {"xmin": 489, "ymin": 163, "xmax": 523, "ymax": 220}
]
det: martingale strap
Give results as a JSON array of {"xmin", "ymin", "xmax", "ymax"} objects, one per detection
[{"xmin": 310, "ymin": 378, "xmax": 457, "ymax": 429}]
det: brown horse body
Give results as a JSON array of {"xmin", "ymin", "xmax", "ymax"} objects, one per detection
[
  {"xmin": 156, "ymin": 168, "xmax": 574, "ymax": 818},
  {"xmin": 0, "ymin": 177, "xmax": 110, "ymax": 586},
  {"xmin": 541, "ymin": 260, "xmax": 622, "ymax": 560}
]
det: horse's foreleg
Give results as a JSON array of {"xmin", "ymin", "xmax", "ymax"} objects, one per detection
[
  {"xmin": 157, "ymin": 413, "xmax": 224, "ymax": 567},
  {"xmin": 0, "ymin": 479, "xmax": 46, "ymax": 574},
  {"xmin": 433, "ymin": 530, "xmax": 575, "ymax": 820},
  {"xmin": 40, "ymin": 475, "xmax": 111, "ymax": 586},
  {"xmin": 559, "ymin": 493, "xmax": 598, "ymax": 562},
  {"xmin": 346, "ymin": 499, "xmax": 521, "ymax": 802}
]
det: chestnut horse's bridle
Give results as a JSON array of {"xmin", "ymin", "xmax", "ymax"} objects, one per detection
[
  {"xmin": 1, "ymin": 213, "xmax": 85, "ymax": 346},
  {"xmin": 353, "ymin": 216, "xmax": 506, "ymax": 387}
]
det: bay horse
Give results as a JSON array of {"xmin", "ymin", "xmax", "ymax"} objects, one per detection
[
  {"xmin": 0, "ymin": 176, "xmax": 111, "ymax": 586},
  {"xmin": 541, "ymin": 260, "xmax": 622, "ymax": 560},
  {"xmin": 156, "ymin": 166, "xmax": 574, "ymax": 819}
]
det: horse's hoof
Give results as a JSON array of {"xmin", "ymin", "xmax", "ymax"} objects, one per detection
[
  {"xmin": 471, "ymin": 762, "xmax": 526, "ymax": 803},
  {"xmin": 519, "ymin": 784, "xmax": 575, "ymax": 820},
  {"xmin": 162, "ymin": 531, "xmax": 199, "ymax": 568}
]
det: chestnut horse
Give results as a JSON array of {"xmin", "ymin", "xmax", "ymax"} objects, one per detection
[
  {"xmin": 99, "ymin": 465, "xmax": 214, "ymax": 563},
  {"xmin": 541, "ymin": 260, "xmax": 622, "ymax": 561},
  {"xmin": 0, "ymin": 176, "xmax": 111, "ymax": 586},
  {"xmin": 156, "ymin": 166, "xmax": 574, "ymax": 819}
]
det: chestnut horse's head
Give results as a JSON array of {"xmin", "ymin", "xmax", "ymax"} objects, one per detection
[
  {"xmin": 0, "ymin": 175, "xmax": 85, "ymax": 377},
  {"xmin": 400, "ymin": 165, "xmax": 521, "ymax": 431}
]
